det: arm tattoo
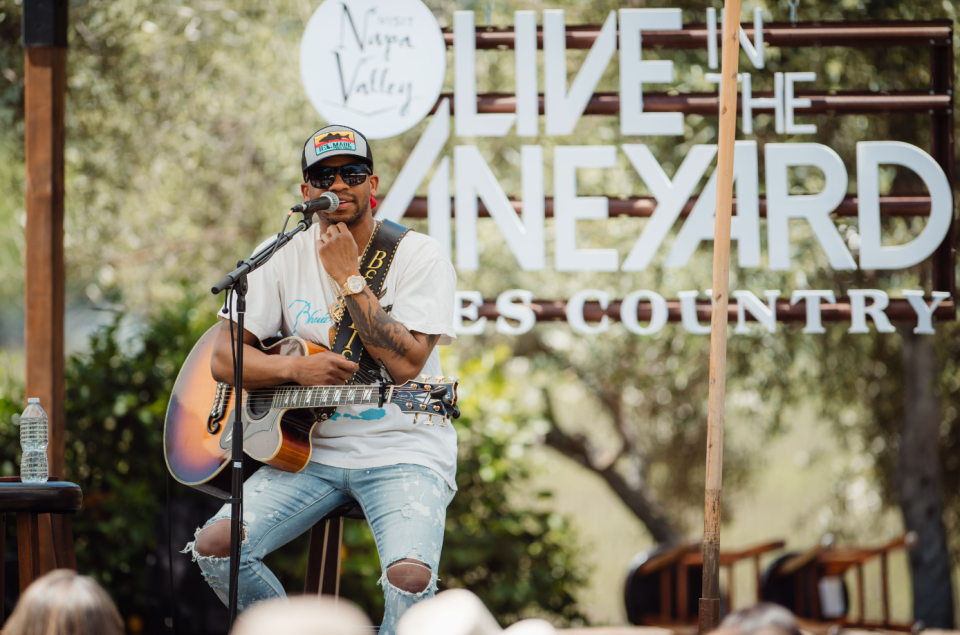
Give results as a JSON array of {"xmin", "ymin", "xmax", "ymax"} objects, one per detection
[{"xmin": 346, "ymin": 294, "xmax": 419, "ymax": 360}]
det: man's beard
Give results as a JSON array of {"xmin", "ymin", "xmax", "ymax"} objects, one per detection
[{"xmin": 324, "ymin": 195, "xmax": 369, "ymax": 226}]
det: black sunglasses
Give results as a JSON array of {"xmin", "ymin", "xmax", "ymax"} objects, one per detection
[{"xmin": 305, "ymin": 163, "xmax": 372, "ymax": 189}]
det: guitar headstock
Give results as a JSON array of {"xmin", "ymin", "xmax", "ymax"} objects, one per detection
[{"xmin": 393, "ymin": 375, "xmax": 460, "ymax": 426}]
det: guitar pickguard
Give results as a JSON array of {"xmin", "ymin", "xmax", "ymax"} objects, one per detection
[{"xmin": 219, "ymin": 390, "xmax": 320, "ymax": 463}]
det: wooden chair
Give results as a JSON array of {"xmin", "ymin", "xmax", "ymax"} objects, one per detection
[
  {"xmin": 761, "ymin": 532, "xmax": 918, "ymax": 630},
  {"xmin": 304, "ymin": 501, "xmax": 365, "ymax": 598},
  {"xmin": 624, "ymin": 539, "xmax": 786, "ymax": 625},
  {"xmin": 0, "ymin": 477, "xmax": 83, "ymax": 622}
]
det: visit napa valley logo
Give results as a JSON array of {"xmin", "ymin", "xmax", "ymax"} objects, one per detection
[{"xmin": 300, "ymin": 0, "xmax": 447, "ymax": 139}]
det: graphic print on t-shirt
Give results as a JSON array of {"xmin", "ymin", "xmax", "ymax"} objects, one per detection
[
  {"xmin": 330, "ymin": 410, "xmax": 386, "ymax": 421},
  {"xmin": 288, "ymin": 299, "xmax": 331, "ymax": 335}
]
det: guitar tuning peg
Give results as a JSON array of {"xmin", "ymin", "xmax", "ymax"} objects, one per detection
[
  {"xmin": 440, "ymin": 417, "xmax": 449, "ymax": 427},
  {"xmin": 425, "ymin": 415, "xmax": 435, "ymax": 426},
  {"xmin": 420, "ymin": 374, "xmax": 429, "ymax": 382},
  {"xmin": 434, "ymin": 375, "xmax": 443, "ymax": 383},
  {"xmin": 412, "ymin": 414, "xmax": 419, "ymax": 425}
]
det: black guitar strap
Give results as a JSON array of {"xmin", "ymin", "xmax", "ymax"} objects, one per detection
[{"xmin": 329, "ymin": 219, "xmax": 411, "ymax": 386}]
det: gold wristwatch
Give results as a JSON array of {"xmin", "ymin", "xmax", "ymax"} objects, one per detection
[{"xmin": 340, "ymin": 275, "xmax": 367, "ymax": 297}]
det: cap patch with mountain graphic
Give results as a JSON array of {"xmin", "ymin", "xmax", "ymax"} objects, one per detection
[{"xmin": 315, "ymin": 130, "xmax": 357, "ymax": 155}]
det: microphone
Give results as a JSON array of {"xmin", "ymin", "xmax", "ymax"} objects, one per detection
[{"xmin": 290, "ymin": 192, "xmax": 340, "ymax": 215}]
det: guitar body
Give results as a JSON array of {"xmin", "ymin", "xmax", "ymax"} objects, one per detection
[
  {"xmin": 164, "ymin": 325, "xmax": 459, "ymax": 498},
  {"xmin": 163, "ymin": 325, "xmax": 327, "ymax": 497}
]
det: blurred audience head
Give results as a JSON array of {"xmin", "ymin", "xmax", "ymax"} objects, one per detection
[
  {"xmin": 398, "ymin": 589, "xmax": 555, "ymax": 635},
  {"xmin": 230, "ymin": 596, "xmax": 372, "ymax": 635},
  {"xmin": 716, "ymin": 602, "xmax": 802, "ymax": 635},
  {"xmin": 3, "ymin": 569, "xmax": 123, "ymax": 635}
]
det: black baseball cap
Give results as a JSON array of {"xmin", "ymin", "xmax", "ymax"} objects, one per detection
[{"xmin": 301, "ymin": 124, "xmax": 374, "ymax": 178}]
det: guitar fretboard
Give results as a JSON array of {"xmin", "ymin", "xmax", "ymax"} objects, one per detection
[{"xmin": 271, "ymin": 385, "xmax": 394, "ymax": 410}]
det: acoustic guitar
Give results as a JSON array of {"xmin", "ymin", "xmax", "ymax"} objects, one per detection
[{"xmin": 163, "ymin": 325, "xmax": 459, "ymax": 497}]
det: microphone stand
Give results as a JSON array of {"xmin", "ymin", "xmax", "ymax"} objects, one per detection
[{"xmin": 211, "ymin": 212, "xmax": 314, "ymax": 627}]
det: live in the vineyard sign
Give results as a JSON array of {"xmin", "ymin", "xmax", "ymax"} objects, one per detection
[{"xmin": 299, "ymin": 0, "xmax": 956, "ymax": 336}]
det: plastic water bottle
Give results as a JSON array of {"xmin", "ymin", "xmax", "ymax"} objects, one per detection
[{"xmin": 19, "ymin": 398, "xmax": 49, "ymax": 483}]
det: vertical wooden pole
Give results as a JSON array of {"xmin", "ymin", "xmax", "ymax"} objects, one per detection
[
  {"xmin": 929, "ymin": 41, "xmax": 955, "ymax": 299},
  {"xmin": 23, "ymin": 1, "xmax": 67, "ymax": 481},
  {"xmin": 698, "ymin": 0, "xmax": 741, "ymax": 631}
]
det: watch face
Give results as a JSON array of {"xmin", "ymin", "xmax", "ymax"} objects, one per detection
[{"xmin": 347, "ymin": 277, "xmax": 365, "ymax": 294}]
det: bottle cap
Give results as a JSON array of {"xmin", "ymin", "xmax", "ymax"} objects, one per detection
[{"xmin": 27, "ymin": 398, "xmax": 40, "ymax": 404}]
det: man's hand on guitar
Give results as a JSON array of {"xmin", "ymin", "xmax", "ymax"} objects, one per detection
[
  {"xmin": 211, "ymin": 322, "xmax": 359, "ymax": 389},
  {"xmin": 291, "ymin": 351, "xmax": 359, "ymax": 385}
]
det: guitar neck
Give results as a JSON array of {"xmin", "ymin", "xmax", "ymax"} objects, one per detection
[{"xmin": 271, "ymin": 385, "xmax": 393, "ymax": 410}]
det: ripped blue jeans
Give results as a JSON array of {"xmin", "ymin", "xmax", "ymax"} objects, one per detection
[{"xmin": 183, "ymin": 462, "xmax": 454, "ymax": 635}]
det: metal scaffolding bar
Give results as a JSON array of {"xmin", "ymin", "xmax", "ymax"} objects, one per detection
[
  {"xmin": 443, "ymin": 20, "xmax": 954, "ymax": 50},
  {"xmin": 401, "ymin": 194, "xmax": 934, "ymax": 218},
  {"xmin": 430, "ymin": 91, "xmax": 951, "ymax": 116}
]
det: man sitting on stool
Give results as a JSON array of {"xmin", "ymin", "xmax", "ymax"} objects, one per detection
[{"xmin": 182, "ymin": 125, "xmax": 458, "ymax": 635}]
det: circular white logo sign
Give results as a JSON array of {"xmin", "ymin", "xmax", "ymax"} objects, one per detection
[{"xmin": 300, "ymin": 0, "xmax": 447, "ymax": 140}]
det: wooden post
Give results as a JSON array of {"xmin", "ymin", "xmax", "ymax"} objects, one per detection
[
  {"xmin": 16, "ymin": 512, "xmax": 42, "ymax": 593},
  {"xmin": 699, "ymin": 0, "xmax": 741, "ymax": 631},
  {"xmin": 23, "ymin": 0, "xmax": 67, "ymax": 481},
  {"xmin": 929, "ymin": 40, "xmax": 955, "ymax": 299}
]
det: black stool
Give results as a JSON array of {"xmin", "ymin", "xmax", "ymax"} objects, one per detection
[
  {"xmin": 0, "ymin": 478, "xmax": 83, "ymax": 622},
  {"xmin": 304, "ymin": 501, "xmax": 365, "ymax": 597}
]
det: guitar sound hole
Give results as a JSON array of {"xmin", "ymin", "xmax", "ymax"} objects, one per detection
[{"xmin": 247, "ymin": 391, "xmax": 272, "ymax": 420}]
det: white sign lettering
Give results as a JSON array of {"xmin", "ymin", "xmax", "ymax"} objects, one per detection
[{"xmin": 301, "ymin": 2, "xmax": 955, "ymax": 335}]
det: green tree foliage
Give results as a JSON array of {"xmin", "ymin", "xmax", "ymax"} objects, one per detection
[
  {"xmin": 0, "ymin": 297, "xmax": 218, "ymax": 627},
  {"xmin": 812, "ymin": 320, "xmax": 960, "ymax": 560},
  {"xmin": 62, "ymin": 301, "xmax": 218, "ymax": 614}
]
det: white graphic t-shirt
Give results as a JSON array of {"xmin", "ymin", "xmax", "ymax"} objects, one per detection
[{"xmin": 220, "ymin": 223, "xmax": 459, "ymax": 489}]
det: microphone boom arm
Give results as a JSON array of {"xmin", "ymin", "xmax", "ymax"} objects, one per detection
[{"xmin": 211, "ymin": 215, "xmax": 314, "ymax": 295}]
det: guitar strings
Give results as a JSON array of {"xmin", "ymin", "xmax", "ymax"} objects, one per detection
[
  {"xmin": 223, "ymin": 384, "xmax": 446, "ymax": 397},
  {"xmin": 217, "ymin": 386, "xmax": 440, "ymax": 408},
  {"xmin": 221, "ymin": 386, "xmax": 435, "ymax": 398}
]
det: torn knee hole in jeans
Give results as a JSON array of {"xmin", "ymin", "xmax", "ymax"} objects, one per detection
[
  {"xmin": 382, "ymin": 557, "xmax": 436, "ymax": 597},
  {"xmin": 181, "ymin": 520, "xmax": 249, "ymax": 562}
]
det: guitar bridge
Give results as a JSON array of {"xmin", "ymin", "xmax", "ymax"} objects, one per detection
[{"xmin": 207, "ymin": 382, "xmax": 230, "ymax": 434}]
